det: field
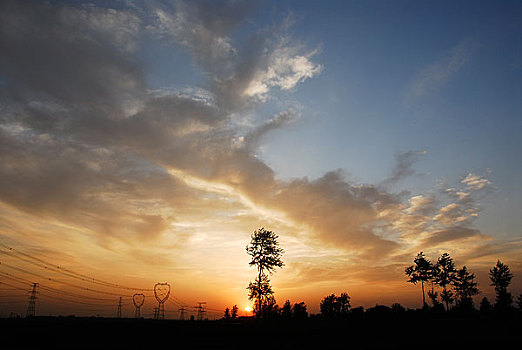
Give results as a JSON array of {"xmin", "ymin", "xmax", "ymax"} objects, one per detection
[{"xmin": 2, "ymin": 313, "xmax": 521, "ymax": 349}]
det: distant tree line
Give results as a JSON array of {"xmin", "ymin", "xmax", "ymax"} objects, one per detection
[{"xmin": 405, "ymin": 251, "xmax": 519, "ymax": 313}]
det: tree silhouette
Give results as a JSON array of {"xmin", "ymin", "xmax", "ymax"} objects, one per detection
[
  {"xmin": 453, "ymin": 266, "xmax": 479, "ymax": 311},
  {"xmin": 223, "ymin": 307, "xmax": 231, "ymax": 321},
  {"xmin": 320, "ymin": 293, "xmax": 351, "ymax": 319},
  {"xmin": 281, "ymin": 300, "xmax": 292, "ymax": 319},
  {"xmin": 391, "ymin": 303, "xmax": 406, "ymax": 313},
  {"xmin": 480, "ymin": 297, "xmax": 492, "ymax": 314},
  {"xmin": 434, "ymin": 253, "xmax": 457, "ymax": 311},
  {"xmin": 337, "ymin": 292, "xmax": 351, "ymax": 315},
  {"xmin": 320, "ymin": 294, "xmax": 338, "ymax": 318},
  {"xmin": 405, "ymin": 252, "xmax": 433, "ymax": 308},
  {"xmin": 246, "ymin": 228, "xmax": 284, "ymax": 318},
  {"xmin": 247, "ymin": 273, "xmax": 273, "ymax": 315},
  {"xmin": 427, "ymin": 289, "xmax": 442, "ymax": 310},
  {"xmin": 292, "ymin": 302, "xmax": 308, "ymax": 320},
  {"xmin": 517, "ymin": 294, "xmax": 522, "ymax": 311},
  {"xmin": 231, "ymin": 305, "xmax": 238, "ymax": 319},
  {"xmin": 260, "ymin": 296, "xmax": 280, "ymax": 319},
  {"xmin": 489, "ymin": 260, "xmax": 513, "ymax": 312}
]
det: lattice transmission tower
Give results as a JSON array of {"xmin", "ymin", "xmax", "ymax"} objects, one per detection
[
  {"xmin": 178, "ymin": 306, "xmax": 186, "ymax": 320},
  {"xmin": 26, "ymin": 283, "xmax": 39, "ymax": 317},
  {"xmin": 116, "ymin": 297, "xmax": 122, "ymax": 318},
  {"xmin": 133, "ymin": 293, "xmax": 145, "ymax": 318},
  {"xmin": 153, "ymin": 282, "xmax": 170, "ymax": 320},
  {"xmin": 195, "ymin": 302, "xmax": 207, "ymax": 321}
]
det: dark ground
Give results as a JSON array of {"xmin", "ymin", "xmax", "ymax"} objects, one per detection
[{"xmin": 2, "ymin": 313, "xmax": 521, "ymax": 349}]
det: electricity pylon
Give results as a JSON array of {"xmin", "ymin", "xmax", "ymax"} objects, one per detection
[
  {"xmin": 26, "ymin": 283, "xmax": 38, "ymax": 317},
  {"xmin": 195, "ymin": 302, "xmax": 207, "ymax": 321},
  {"xmin": 178, "ymin": 306, "xmax": 186, "ymax": 320},
  {"xmin": 116, "ymin": 297, "xmax": 122, "ymax": 318},
  {"xmin": 153, "ymin": 282, "xmax": 170, "ymax": 320},
  {"xmin": 133, "ymin": 293, "xmax": 145, "ymax": 318}
]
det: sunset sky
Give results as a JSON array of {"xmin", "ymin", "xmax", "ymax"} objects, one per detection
[{"xmin": 1, "ymin": 0, "xmax": 521, "ymax": 317}]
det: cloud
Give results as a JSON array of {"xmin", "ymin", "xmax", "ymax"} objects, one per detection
[
  {"xmin": 461, "ymin": 173, "xmax": 492, "ymax": 191},
  {"xmin": 265, "ymin": 170, "xmax": 401, "ymax": 260},
  {"xmin": 147, "ymin": 0, "xmax": 255, "ymax": 77},
  {"xmin": 242, "ymin": 45, "xmax": 323, "ymax": 102},
  {"xmin": 405, "ymin": 195, "xmax": 436, "ymax": 216},
  {"xmin": 382, "ymin": 150, "xmax": 427, "ymax": 186},
  {"xmin": 405, "ymin": 39, "xmax": 476, "ymax": 105},
  {"xmin": 242, "ymin": 109, "xmax": 300, "ymax": 151},
  {"xmin": 0, "ymin": 0, "xmax": 506, "ymax": 288},
  {"xmin": 0, "ymin": 1, "xmax": 145, "ymax": 111},
  {"xmin": 423, "ymin": 226, "xmax": 482, "ymax": 245}
]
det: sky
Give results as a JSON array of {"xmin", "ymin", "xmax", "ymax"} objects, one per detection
[{"xmin": 0, "ymin": 0, "xmax": 521, "ymax": 317}]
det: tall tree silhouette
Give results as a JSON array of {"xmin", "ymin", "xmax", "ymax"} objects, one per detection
[
  {"xmin": 453, "ymin": 266, "xmax": 479, "ymax": 311},
  {"xmin": 231, "ymin": 305, "xmax": 239, "ymax": 319},
  {"xmin": 434, "ymin": 253, "xmax": 457, "ymax": 310},
  {"xmin": 405, "ymin": 252, "xmax": 433, "ymax": 308},
  {"xmin": 489, "ymin": 260, "xmax": 513, "ymax": 312},
  {"xmin": 223, "ymin": 307, "xmax": 231, "ymax": 321},
  {"xmin": 246, "ymin": 227, "xmax": 284, "ymax": 318}
]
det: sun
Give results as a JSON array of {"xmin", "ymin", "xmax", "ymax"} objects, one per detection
[{"xmin": 245, "ymin": 306, "xmax": 253, "ymax": 313}]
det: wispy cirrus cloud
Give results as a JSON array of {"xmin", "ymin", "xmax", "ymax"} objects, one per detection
[{"xmin": 405, "ymin": 39, "xmax": 476, "ymax": 105}]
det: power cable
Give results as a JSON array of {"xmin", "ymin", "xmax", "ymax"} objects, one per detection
[
  {"xmin": 0, "ymin": 243, "xmax": 152, "ymax": 291},
  {"xmin": 0, "ymin": 261, "xmax": 134, "ymax": 297}
]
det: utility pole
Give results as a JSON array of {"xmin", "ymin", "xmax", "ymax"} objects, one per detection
[
  {"xmin": 116, "ymin": 297, "xmax": 122, "ymax": 318},
  {"xmin": 26, "ymin": 283, "xmax": 38, "ymax": 317}
]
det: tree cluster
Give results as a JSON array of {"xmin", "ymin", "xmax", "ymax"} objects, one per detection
[
  {"xmin": 224, "ymin": 299, "xmax": 308, "ymax": 321},
  {"xmin": 405, "ymin": 252, "xmax": 518, "ymax": 313},
  {"xmin": 223, "ymin": 305, "xmax": 239, "ymax": 321},
  {"xmin": 243, "ymin": 228, "xmax": 521, "ymax": 323},
  {"xmin": 319, "ymin": 293, "xmax": 351, "ymax": 319}
]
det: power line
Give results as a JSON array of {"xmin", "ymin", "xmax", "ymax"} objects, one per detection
[
  {"xmin": 0, "ymin": 243, "xmax": 226, "ymax": 318},
  {"xmin": 0, "ymin": 280, "xmax": 31, "ymax": 292},
  {"xmin": 0, "ymin": 271, "xmax": 126, "ymax": 302},
  {"xmin": 0, "ymin": 243, "xmax": 152, "ymax": 291},
  {"xmin": 0, "ymin": 276, "xmax": 120, "ymax": 317},
  {"xmin": 0, "ymin": 261, "xmax": 136, "ymax": 297}
]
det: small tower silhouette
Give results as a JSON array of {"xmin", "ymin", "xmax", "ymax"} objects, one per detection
[
  {"xmin": 116, "ymin": 297, "xmax": 122, "ymax": 318},
  {"xmin": 153, "ymin": 282, "xmax": 170, "ymax": 320},
  {"xmin": 195, "ymin": 302, "xmax": 207, "ymax": 321},
  {"xmin": 26, "ymin": 283, "xmax": 38, "ymax": 317},
  {"xmin": 179, "ymin": 306, "xmax": 186, "ymax": 320},
  {"xmin": 133, "ymin": 293, "xmax": 145, "ymax": 318}
]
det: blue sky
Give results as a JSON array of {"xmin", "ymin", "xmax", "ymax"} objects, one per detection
[{"xmin": 252, "ymin": 0, "xmax": 522, "ymax": 236}]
